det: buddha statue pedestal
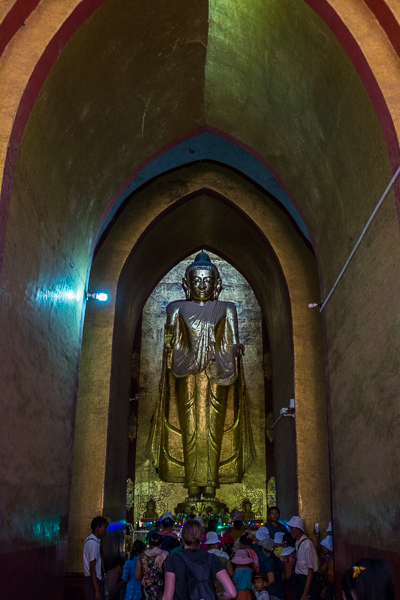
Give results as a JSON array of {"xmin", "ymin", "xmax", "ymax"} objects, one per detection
[{"xmin": 175, "ymin": 495, "xmax": 228, "ymax": 520}]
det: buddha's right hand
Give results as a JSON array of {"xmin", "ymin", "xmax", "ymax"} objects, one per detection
[{"xmin": 164, "ymin": 325, "xmax": 174, "ymax": 349}]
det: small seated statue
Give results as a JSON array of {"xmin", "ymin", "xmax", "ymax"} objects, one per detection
[
  {"xmin": 242, "ymin": 499, "xmax": 255, "ymax": 521},
  {"xmin": 143, "ymin": 498, "xmax": 158, "ymax": 520}
]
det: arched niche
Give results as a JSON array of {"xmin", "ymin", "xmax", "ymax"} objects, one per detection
[{"xmin": 67, "ymin": 163, "xmax": 330, "ymax": 570}]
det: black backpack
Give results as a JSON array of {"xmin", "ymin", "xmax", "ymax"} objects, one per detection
[{"xmin": 178, "ymin": 552, "xmax": 218, "ymax": 600}]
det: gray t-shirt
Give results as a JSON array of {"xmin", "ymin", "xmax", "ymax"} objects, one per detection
[{"xmin": 165, "ymin": 548, "xmax": 224, "ymax": 600}]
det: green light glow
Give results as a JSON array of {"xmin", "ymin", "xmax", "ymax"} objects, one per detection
[{"xmin": 32, "ymin": 516, "xmax": 60, "ymax": 542}]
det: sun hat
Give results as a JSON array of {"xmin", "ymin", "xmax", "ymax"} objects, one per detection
[
  {"xmin": 205, "ymin": 531, "xmax": 219, "ymax": 545},
  {"xmin": 255, "ymin": 526, "xmax": 270, "ymax": 541},
  {"xmin": 326, "ymin": 522, "xmax": 332, "ymax": 532},
  {"xmin": 223, "ymin": 532, "xmax": 234, "ymax": 544},
  {"xmin": 232, "ymin": 511, "xmax": 244, "ymax": 522},
  {"xmin": 258, "ymin": 538, "xmax": 275, "ymax": 552},
  {"xmin": 280, "ymin": 546, "xmax": 295, "ymax": 557},
  {"xmin": 161, "ymin": 512, "xmax": 174, "ymax": 521},
  {"xmin": 287, "ymin": 516, "xmax": 305, "ymax": 531},
  {"xmin": 231, "ymin": 549, "xmax": 254, "ymax": 564},
  {"xmin": 194, "ymin": 516, "xmax": 204, "ymax": 527},
  {"xmin": 321, "ymin": 535, "xmax": 333, "ymax": 552},
  {"xmin": 274, "ymin": 532, "xmax": 285, "ymax": 544}
]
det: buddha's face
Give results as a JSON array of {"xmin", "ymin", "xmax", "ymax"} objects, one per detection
[
  {"xmin": 244, "ymin": 502, "xmax": 251, "ymax": 511},
  {"xmin": 185, "ymin": 269, "xmax": 220, "ymax": 303}
]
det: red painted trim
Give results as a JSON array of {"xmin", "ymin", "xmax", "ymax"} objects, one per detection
[
  {"xmin": 0, "ymin": 0, "xmax": 41, "ymax": 58},
  {"xmin": 0, "ymin": 0, "xmax": 107, "ymax": 268},
  {"xmin": 304, "ymin": 0, "xmax": 400, "ymax": 210},
  {"xmin": 364, "ymin": 0, "xmax": 400, "ymax": 59}
]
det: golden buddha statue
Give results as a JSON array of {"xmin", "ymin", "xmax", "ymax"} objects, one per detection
[
  {"xmin": 143, "ymin": 498, "xmax": 158, "ymax": 520},
  {"xmin": 147, "ymin": 252, "xmax": 256, "ymax": 499},
  {"xmin": 242, "ymin": 499, "xmax": 255, "ymax": 521}
]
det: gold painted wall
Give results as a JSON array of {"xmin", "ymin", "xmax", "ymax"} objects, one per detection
[{"xmin": 134, "ymin": 252, "xmax": 267, "ymax": 522}]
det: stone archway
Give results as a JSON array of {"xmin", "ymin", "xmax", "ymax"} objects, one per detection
[{"xmin": 67, "ymin": 163, "xmax": 329, "ymax": 571}]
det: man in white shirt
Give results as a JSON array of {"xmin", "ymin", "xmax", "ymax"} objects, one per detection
[
  {"xmin": 83, "ymin": 516, "xmax": 109, "ymax": 600},
  {"xmin": 287, "ymin": 516, "xmax": 318, "ymax": 600}
]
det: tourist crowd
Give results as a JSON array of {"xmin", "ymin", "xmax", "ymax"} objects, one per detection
[{"xmin": 83, "ymin": 508, "xmax": 396, "ymax": 600}]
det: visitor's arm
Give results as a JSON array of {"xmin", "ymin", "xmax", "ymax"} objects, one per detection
[
  {"xmin": 265, "ymin": 571, "xmax": 275, "ymax": 586},
  {"xmin": 89, "ymin": 560, "xmax": 101, "ymax": 600},
  {"xmin": 161, "ymin": 572, "xmax": 175, "ymax": 600},
  {"xmin": 226, "ymin": 559, "xmax": 235, "ymax": 577},
  {"xmin": 216, "ymin": 569, "xmax": 237, "ymax": 599},
  {"xmin": 284, "ymin": 561, "xmax": 293, "ymax": 580},
  {"xmin": 318, "ymin": 561, "xmax": 328, "ymax": 574},
  {"xmin": 301, "ymin": 567, "xmax": 314, "ymax": 600},
  {"xmin": 135, "ymin": 558, "xmax": 142, "ymax": 580}
]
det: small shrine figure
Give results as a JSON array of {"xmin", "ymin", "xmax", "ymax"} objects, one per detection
[
  {"xmin": 143, "ymin": 498, "xmax": 158, "ymax": 520},
  {"xmin": 242, "ymin": 498, "xmax": 255, "ymax": 521}
]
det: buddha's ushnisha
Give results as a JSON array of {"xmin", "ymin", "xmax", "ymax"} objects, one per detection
[{"xmin": 148, "ymin": 252, "xmax": 255, "ymax": 499}]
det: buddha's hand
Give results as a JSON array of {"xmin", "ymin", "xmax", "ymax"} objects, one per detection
[
  {"xmin": 164, "ymin": 325, "xmax": 175, "ymax": 349},
  {"xmin": 232, "ymin": 343, "xmax": 245, "ymax": 356}
]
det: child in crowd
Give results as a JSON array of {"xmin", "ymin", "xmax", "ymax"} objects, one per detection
[
  {"xmin": 280, "ymin": 533, "xmax": 296, "ymax": 600},
  {"xmin": 223, "ymin": 532, "xmax": 235, "ymax": 559},
  {"xmin": 123, "ymin": 540, "xmax": 145, "ymax": 600},
  {"xmin": 230, "ymin": 549, "xmax": 254, "ymax": 600},
  {"xmin": 239, "ymin": 533, "xmax": 260, "ymax": 572},
  {"xmin": 342, "ymin": 558, "xmax": 396, "ymax": 600},
  {"xmin": 318, "ymin": 535, "xmax": 334, "ymax": 600},
  {"xmin": 105, "ymin": 556, "xmax": 125, "ymax": 600},
  {"xmin": 252, "ymin": 572, "xmax": 270, "ymax": 600}
]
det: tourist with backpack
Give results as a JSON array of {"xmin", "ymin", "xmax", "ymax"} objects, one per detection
[{"xmin": 162, "ymin": 519, "xmax": 237, "ymax": 600}]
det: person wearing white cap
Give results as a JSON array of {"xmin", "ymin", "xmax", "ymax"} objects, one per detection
[
  {"xmin": 158, "ymin": 512, "xmax": 178, "ymax": 551},
  {"xmin": 272, "ymin": 531, "xmax": 286, "ymax": 562},
  {"xmin": 258, "ymin": 538, "xmax": 285, "ymax": 600},
  {"xmin": 287, "ymin": 516, "xmax": 318, "ymax": 600},
  {"xmin": 205, "ymin": 531, "xmax": 229, "ymax": 564},
  {"xmin": 254, "ymin": 526, "xmax": 270, "ymax": 562},
  {"xmin": 318, "ymin": 536, "xmax": 334, "ymax": 599}
]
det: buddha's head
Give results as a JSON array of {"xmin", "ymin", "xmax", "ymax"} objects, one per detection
[
  {"xmin": 147, "ymin": 499, "xmax": 155, "ymax": 510},
  {"xmin": 183, "ymin": 252, "xmax": 222, "ymax": 303},
  {"xmin": 243, "ymin": 499, "xmax": 252, "ymax": 512}
]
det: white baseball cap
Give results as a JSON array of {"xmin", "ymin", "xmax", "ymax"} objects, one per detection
[
  {"xmin": 161, "ymin": 512, "xmax": 174, "ymax": 521},
  {"xmin": 255, "ymin": 526, "xmax": 270, "ymax": 541},
  {"xmin": 205, "ymin": 531, "xmax": 219, "ymax": 545},
  {"xmin": 326, "ymin": 522, "xmax": 332, "ymax": 532},
  {"xmin": 280, "ymin": 546, "xmax": 295, "ymax": 556},
  {"xmin": 321, "ymin": 535, "xmax": 333, "ymax": 552},
  {"xmin": 274, "ymin": 532, "xmax": 285, "ymax": 544},
  {"xmin": 287, "ymin": 516, "xmax": 305, "ymax": 531}
]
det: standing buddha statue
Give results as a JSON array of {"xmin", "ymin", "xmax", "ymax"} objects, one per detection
[{"xmin": 147, "ymin": 252, "xmax": 255, "ymax": 499}]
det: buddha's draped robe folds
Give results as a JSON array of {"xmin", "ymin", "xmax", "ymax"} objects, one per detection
[{"xmin": 147, "ymin": 299, "xmax": 256, "ymax": 492}]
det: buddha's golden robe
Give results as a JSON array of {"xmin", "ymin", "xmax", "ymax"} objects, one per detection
[{"xmin": 147, "ymin": 299, "xmax": 256, "ymax": 492}]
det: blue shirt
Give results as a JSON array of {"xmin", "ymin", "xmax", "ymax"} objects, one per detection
[
  {"xmin": 232, "ymin": 567, "xmax": 252, "ymax": 591},
  {"xmin": 259, "ymin": 553, "xmax": 284, "ymax": 600}
]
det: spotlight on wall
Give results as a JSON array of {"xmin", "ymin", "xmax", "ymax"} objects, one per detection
[
  {"xmin": 308, "ymin": 302, "xmax": 322, "ymax": 308},
  {"xmin": 86, "ymin": 292, "xmax": 109, "ymax": 302},
  {"xmin": 273, "ymin": 399, "xmax": 295, "ymax": 427}
]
